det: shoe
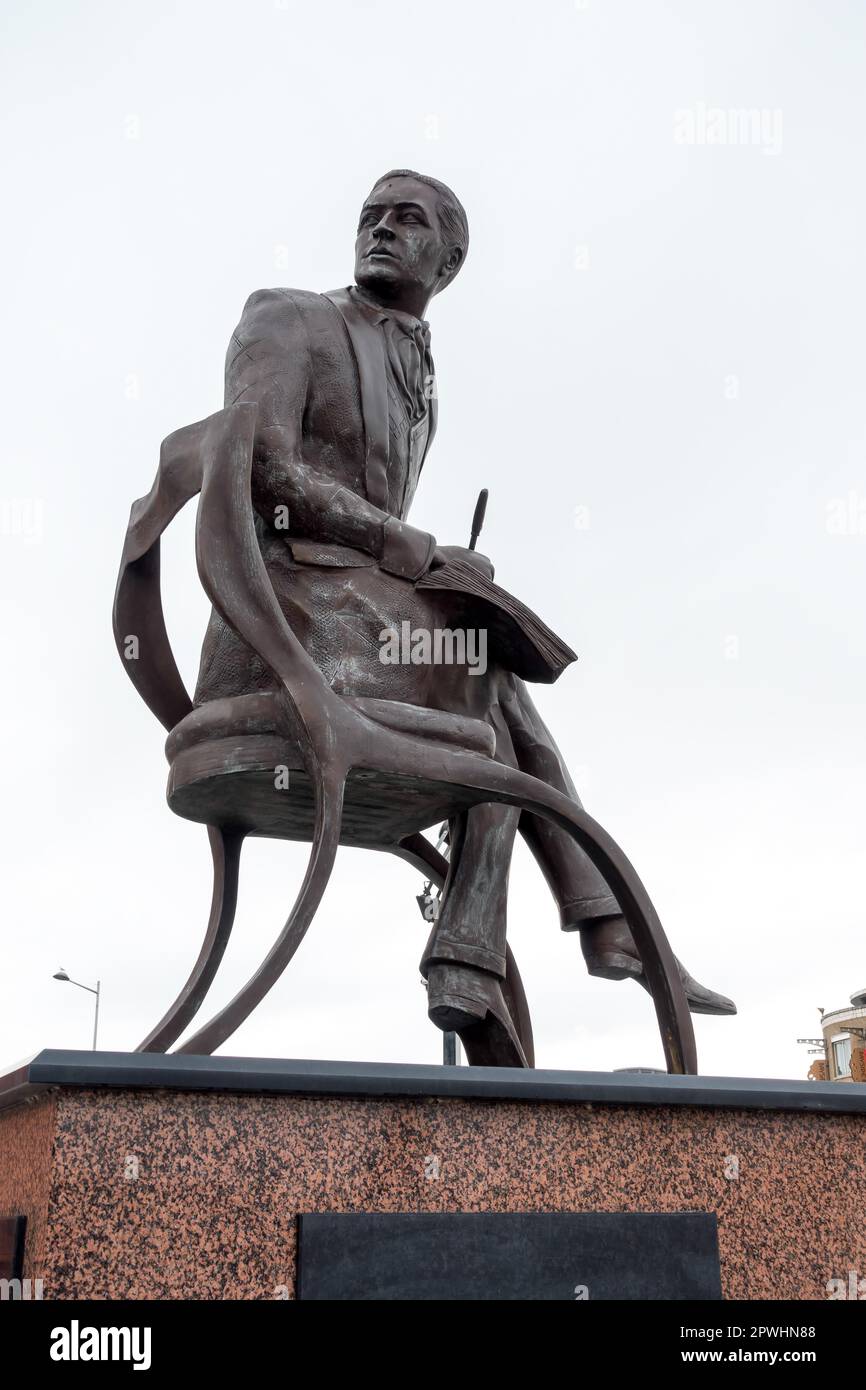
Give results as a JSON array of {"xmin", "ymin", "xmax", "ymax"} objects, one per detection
[
  {"xmin": 426, "ymin": 962, "xmax": 529, "ymax": 1067},
  {"xmin": 578, "ymin": 914, "xmax": 737, "ymax": 1017}
]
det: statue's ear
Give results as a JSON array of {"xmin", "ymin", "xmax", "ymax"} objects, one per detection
[{"xmin": 437, "ymin": 245, "xmax": 464, "ymax": 289}]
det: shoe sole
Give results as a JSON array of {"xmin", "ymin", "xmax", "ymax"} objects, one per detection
[
  {"xmin": 586, "ymin": 953, "xmax": 737, "ymax": 1016},
  {"xmin": 429, "ymin": 995, "xmax": 527, "ymax": 1068}
]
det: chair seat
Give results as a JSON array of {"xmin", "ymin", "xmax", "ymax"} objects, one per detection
[
  {"xmin": 165, "ymin": 691, "xmax": 496, "ymax": 848},
  {"xmin": 165, "ymin": 692, "xmax": 496, "ymax": 762}
]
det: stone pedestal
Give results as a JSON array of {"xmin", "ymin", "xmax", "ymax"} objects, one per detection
[{"xmin": 1, "ymin": 1051, "xmax": 864, "ymax": 1300}]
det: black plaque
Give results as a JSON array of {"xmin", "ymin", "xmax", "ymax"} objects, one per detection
[
  {"xmin": 296, "ymin": 1211, "xmax": 721, "ymax": 1300},
  {"xmin": 0, "ymin": 1216, "xmax": 26, "ymax": 1282}
]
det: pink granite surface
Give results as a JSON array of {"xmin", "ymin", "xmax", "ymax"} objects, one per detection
[
  {"xmin": 0, "ymin": 1096, "xmax": 56, "ymax": 1280},
  {"xmin": 1, "ymin": 1087, "xmax": 863, "ymax": 1299}
]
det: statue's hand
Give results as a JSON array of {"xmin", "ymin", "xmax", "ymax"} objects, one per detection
[{"xmin": 430, "ymin": 545, "xmax": 494, "ymax": 580}]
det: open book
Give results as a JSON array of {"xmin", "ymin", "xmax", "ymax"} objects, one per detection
[{"xmin": 416, "ymin": 558, "xmax": 577, "ymax": 684}]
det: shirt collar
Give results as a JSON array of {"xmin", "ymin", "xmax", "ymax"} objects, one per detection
[{"xmin": 349, "ymin": 284, "xmax": 430, "ymax": 337}]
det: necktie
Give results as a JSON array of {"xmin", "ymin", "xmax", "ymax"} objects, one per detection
[{"xmin": 386, "ymin": 318, "xmax": 432, "ymax": 422}]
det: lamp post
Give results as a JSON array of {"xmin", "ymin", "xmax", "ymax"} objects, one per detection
[
  {"xmin": 416, "ymin": 821, "xmax": 461, "ymax": 1067},
  {"xmin": 52, "ymin": 969, "xmax": 100, "ymax": 1050}
]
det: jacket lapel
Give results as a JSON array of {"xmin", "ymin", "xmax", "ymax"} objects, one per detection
[
  {"xmin": 422, "ymin": 382, "xmax": 437, "ymax": 469},
  {"xmin": 323, "ymin": 288, "xmax": 390, "ymax": 510}
]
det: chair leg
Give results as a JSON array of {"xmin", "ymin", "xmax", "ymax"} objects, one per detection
[
  {"xmin": 380, "ymin": 750, "xmax": 696, "ymax": 1073},
  {"xmin": 174, "ymin": 768, "xmax": 345, "ymax": 1056},
  {"xmin": 136, "ymin": 825, "xmax": 244, "ymax": 1053},
  {"xmin": 501, "ymin": 942, "xmax": 534, "ymax": 1069},
  {"xmin": 484, "ymin": 770, "xmax": 697, "ymax": 1073},
  {"xmin": 527, "ymin": 803, "xmax": 697, "ymax": 1075},
  {"xmin": 393, "ymin": 833, "xmax": 535, "ymax": 1067}
]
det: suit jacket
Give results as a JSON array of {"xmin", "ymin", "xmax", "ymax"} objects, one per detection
[
  {"xmin": 226, "ymin": 286, "xmax": 438, "ymax": 582},
  {"xmin": 194, "ymin": 285, "xmax": 575, "ymax": 705},
  {"xmin": 195, "ymin": 285, "xmax": 469, "ymax": 706}
]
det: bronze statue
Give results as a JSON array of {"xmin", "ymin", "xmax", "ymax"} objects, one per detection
[{"xmin": 114, "ymin": 169, "xmax": 733, "ymax": 1071}]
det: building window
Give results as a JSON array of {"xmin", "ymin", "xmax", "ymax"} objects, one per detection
[{"xmin": 832, "ymin": 1036, "xmax": 852, "ymax": 1078}]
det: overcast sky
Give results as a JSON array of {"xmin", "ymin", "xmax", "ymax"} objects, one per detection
[{"xmin": 1, "ymin": 0, "xmax": 864, "ymax": 1080}]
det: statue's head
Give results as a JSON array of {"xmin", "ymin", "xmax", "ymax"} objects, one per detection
[{"xmin": 354, "ymin": 169, "xmax": 468, "ymax": 315}]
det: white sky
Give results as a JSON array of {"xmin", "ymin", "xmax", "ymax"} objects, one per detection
[{"xmin": 1, "ymin": 0, "xmax": 863, "ymax": 1080}]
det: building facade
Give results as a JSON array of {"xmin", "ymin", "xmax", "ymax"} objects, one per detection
[{"xmin": 807, "ymin": 988, "xmax": 866, "ymax": 1082}]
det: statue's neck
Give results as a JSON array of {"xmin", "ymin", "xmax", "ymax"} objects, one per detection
[{"xmin": 352, "ymin": 281, "xmax": 430, "ymax": 325}]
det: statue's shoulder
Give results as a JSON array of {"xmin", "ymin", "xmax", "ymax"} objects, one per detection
[{"xmin": 239, "ymin": 286, "xmax": 340, "ymax": 323}]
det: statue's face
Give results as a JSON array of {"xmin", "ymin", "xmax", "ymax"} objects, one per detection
[{"xmin": 354, "ymin": 175, "xmax": 459, "ymax": 306}]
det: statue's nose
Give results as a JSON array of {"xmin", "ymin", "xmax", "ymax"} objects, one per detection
[{"xmin": 372, "ymin": 220, "xmax": 396, "ymax": 241}]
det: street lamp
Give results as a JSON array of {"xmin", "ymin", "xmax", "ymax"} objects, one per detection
[{"xmin": 52, "ymin": 969, "xmax": 100, "ymax": 1050}]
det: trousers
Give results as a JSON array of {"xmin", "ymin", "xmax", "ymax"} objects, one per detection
[{"xmin": 420, "ymin": 669, "xmax": 619, "ymax": 980}]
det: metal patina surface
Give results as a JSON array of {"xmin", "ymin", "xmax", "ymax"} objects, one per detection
[{"xmin": 113, "ymin": 170, "xmax": 737, "ymax": 1072}]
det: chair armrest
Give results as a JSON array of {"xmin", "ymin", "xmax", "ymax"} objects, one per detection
[{"xmin": 113, "ymin": 402, "xmax": 333, "ymax": 737}]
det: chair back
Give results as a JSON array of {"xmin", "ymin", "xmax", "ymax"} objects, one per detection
[{"xmin": 114, "ymin": 403, "xmax": 342, "ymax": 754}]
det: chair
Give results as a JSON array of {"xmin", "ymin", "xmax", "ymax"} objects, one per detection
[{"xmin": 113, "ymin": 401, "xmax": 697, "ymax": 1073}]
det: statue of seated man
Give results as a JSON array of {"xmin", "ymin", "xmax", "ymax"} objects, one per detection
[{"xmin": 194, "ymin": 167, "xmax": 733, "ymax": 1064}]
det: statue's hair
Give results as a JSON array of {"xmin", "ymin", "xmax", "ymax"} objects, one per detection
[{"xmin": 370, "ymin": 169, "xmax": 469, "ymax": 271}]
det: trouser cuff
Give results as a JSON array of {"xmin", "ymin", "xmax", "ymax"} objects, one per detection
[
  {"xmin": 420, "ymin": 938, "xmax": 506, "ymax": 979},
  {"xmin": 559, "ymin": 894, "xmax": 620, "ymax": 930}
]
